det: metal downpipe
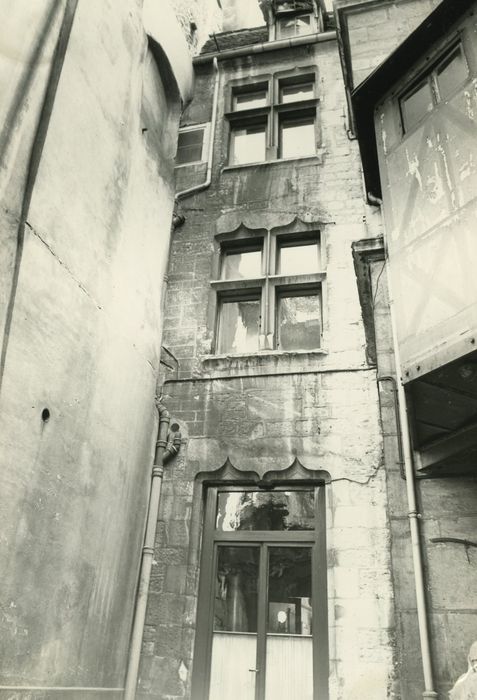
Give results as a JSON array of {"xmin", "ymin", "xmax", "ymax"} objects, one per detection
[
  {"xmin": 175, "ymin": 56, "xmax": 219, "ymax": 202},
  {"xmin": 383, "ymin": 258, "xmax": 438, "ymax": 698},
  {"xmin": 124, "ymin": 398, "xmax": 180, "ymax": 700}
]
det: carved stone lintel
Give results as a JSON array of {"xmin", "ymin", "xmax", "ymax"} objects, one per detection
[{"xmin": 197, "ymin": 456, "xmax": 330, "ymax": 486}]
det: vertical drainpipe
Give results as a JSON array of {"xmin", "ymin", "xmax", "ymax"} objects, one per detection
[
  {"xmin": 124, "ymin": 398, "xmax": 181, "ymax": 700},
  {"xmin": 371, "ymin": 198, "xmax": 438, "ymax": 699},
  {"xmin": 175, "ymin": 56, "xmax": 219, "ymax": 202}
]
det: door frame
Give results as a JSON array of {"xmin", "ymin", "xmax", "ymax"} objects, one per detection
[{"xmin": 191, "ymin": 483, "xmax": 329, "ymax": 700}]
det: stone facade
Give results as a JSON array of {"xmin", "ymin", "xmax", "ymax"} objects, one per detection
[
  {"xmin": 139, "ymin": 24, "xmax": 399, "ymax": 700},
  {"xmin": 139, "ymin": 3, "xmax": 477, "ymax": 700},
  {"xmin": 0, "ymin": 1, "xmax": 211, "ymax": 698},
  {"xmin": 335, "ymin": 0, "xmax": 443, "ymax": 86}
]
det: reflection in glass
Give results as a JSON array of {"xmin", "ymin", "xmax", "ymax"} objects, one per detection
[
  {"xmin": 267, "ymin": 547, "xmax": 312, "ymax": 635},
  {"xmin": 437, "ymin": 48, "xmax": 468, "ymax": 100},
  {"xmin": 280, "ymin": 117, "xmax": 315, "ymax": 159},
  {"xmin": 277, "ymin": 14, "xmax": 311, "ymax": 39},
  {"xmin": 278, "ymin": 242, "xmax": 319, "ymax": 275},
  {"xmin": 265, "ymin": 548, "xmax": 313, "ymax": 699},
  {"xmin": 278, "ymin": 294, "xmax": 321, "ymax": 351},
  {"xmin": 231, "ymin": 125, "xmax": 266, "ymax": 165},
  {"xmin": 216, "ymin": 490, "xmax": 315, "ymax": 531},
  {"xmin": 221, "ymin": 249, "xmax": 262, "ymax": 280},
  {"xmin": 217, "ymin": 298, "xmax": 260, "ymax": 354},
  {"xmin": 234, "ymin": 90, "xmax": 268, "ymax": 111},
  {"xmin": 280, "ymin": 82, "xmax": 314, "ymax": 104},
  {"xmin": 213, "ymin": 546, "xmax": 259, "ymax": 632},
  {"xmin": 401, "ymin": 79, "xmax": 433, "ymax": 131}
]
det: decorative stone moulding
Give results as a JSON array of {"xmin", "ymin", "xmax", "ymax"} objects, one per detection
[{"xmin": 197, "ymin": 456, "xmax": 331, "ymax": 485}]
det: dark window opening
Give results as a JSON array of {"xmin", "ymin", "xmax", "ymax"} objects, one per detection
[{"xmin": 175, "ymin": 127, "xmax": 205, "ymax": 165}]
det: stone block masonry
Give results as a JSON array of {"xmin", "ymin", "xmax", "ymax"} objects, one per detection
[
  {"xmin": 139, "ymin": 368, "xmax": 398, "ymax": 699},
  {"xmin": 140, "ymin": 20, "xmax": 398, "ymax": 700}
]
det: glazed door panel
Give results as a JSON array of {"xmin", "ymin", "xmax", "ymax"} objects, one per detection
[{"xmin": 192, "ymin": 485, "xmax": 328, "ymax": 700}]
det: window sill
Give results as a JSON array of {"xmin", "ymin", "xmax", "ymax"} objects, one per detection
[
  {"xmin": 200, "ymin": 348, "xmax": 329, "ymax": 378},
  {"xmin": 222, "ymin": 152, "xmax": 324, "ymax": 172},
  {"xmin": 174, "ymin": 160, "xmax": 207, "ymax": 169}
]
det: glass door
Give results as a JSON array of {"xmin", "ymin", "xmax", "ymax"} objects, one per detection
[
  {"xmin": 209, "ymin": 545, "xmax": 259, "ymax": 700},
  {"xmin": 265, "ymin": 546, "xmax": 313, "ymax": 700},
  {"xmin": 192, "ymin": 485, "xmax": 328, "ymax": 700}
]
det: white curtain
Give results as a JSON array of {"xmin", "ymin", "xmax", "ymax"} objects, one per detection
[
  {"xmin": 209, "ymin": 632, "xmax": 257, "ymax": 700},
  {"xmin": 265, "ymin": 635, "xmax": 313, "ymax": 700}
]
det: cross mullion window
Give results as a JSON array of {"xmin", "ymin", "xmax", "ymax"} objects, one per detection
[
  {"xmin": 227, "ymin": 73, "xmax": 317, "ymax": 165},
  {"xmin": 214, "ymin": 233, "xmax": 323, "ymax": 353}
]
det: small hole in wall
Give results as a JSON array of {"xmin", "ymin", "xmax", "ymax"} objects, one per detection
[{"xmin": 41, "ymin": 408, "xmax": 50, "ymax": 423}]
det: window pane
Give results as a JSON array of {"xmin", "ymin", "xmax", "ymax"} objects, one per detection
[
  {"xmin": 280, "ymin": 118, "xmax": 315, "ymax": 159},
  {"xmin": 214, "ymin": 546, "xmax": 259, "ymax": 632},
  {"xmin": 401, "ymin": 79, "xmax": 433, "ymax": 131},
  {"xmin": 231, "ymin": 125, "xmax": 266, "ymax": 165},
  {"xmin": 280, "ymin": 82, "xmax": 314, "ymax": 104},
  {"xmin": 295, "ymin": 13, "xmax": 311, "ymax": 34},
  {"xmin": 176, "ymin": 129, "xmax": 204, "ymax": 164},
  {"xmin": 278, "ymin": 242, "xmax": 319, "ymax": 275},
  {"xmin": 277, "ymin": 13, "xmax": 311, "ymax": 39},
  {"xmin": 278, "ymin": 294, "xmax": 321, "ymax": 351},
  {"xmin": 234, "ymin": 90, "xmax": 267, "ymax": 111},
  {"xmin": 221, "ymin": 249, "xmax": 262, "ymax": 279},
  {"xmin": 265, "ymin": 547, "xmax": 313, "ymax": 700},
  {"xmin": 437, "ymin": 47, "xmax": 468, "ymax": 101},
  {"xmin": 217, "ymin": 299, "xmax": 260, "ymax": 354},
  {"xmin": 216, "ymin": 490, "xmax": 315, "ymax": 531},
  {"xmin": 277, "ymin": 18, "xmax": 296, "ymax": 39},
  {"xmin": 267, "ymin": 547, "xmax": 312, "ymax": 635}
]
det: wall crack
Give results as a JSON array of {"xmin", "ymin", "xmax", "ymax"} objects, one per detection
[{"xmin": 25, "ymin": 220, "xmax": 102, "ymax": 310}]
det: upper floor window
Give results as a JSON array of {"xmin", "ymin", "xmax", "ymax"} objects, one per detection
[
  {"xmin": 233, "ymin": 87, "xmax": 268, "ymax": 111},
  {"xmin": 226, "ymin": 70, "xmax": 319, "ymax": 166},
  {"xmin": 212, "ymin": 231, "xmax": 324, "ymax": 354},
  {"xmin": 400, "ymin": 43, "xmax": 468, "ymax": 133},
  {"xmin": 175, "ymin": 124, "xmax": 208, "ymax": 166},
  {"xmin": 230, "ymin": 123, "xmax": 267, "ymax": 166},
  {"xmin": 277, "ymin": 12, "xmax": 313, "ymax": 39}
]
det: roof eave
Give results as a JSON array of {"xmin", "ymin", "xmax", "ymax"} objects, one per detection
[{"xmin": 350, "ymin": 0, "xmax": 475, "ymax": 201}]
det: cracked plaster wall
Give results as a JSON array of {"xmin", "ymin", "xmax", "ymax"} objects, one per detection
[
  {"xmin": 0, "ymin": 0, "xmax": 189, "ymax": 696},
  {"xmin": 169, "ymin": 0, "xmax": 222, "ymax": 53}
]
